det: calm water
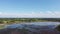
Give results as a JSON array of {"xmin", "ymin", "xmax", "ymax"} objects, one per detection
[
  {"xmin": 3, "ymin": 22, "xmax": 60, "ymax": 34},
  {"xmin": 5, "ymin": 22, "xmax": 60, "ymax": 29}
]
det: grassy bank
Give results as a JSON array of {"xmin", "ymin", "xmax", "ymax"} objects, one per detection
[{"xmin": 0, "ymin": 24, "xmax": 5, "ymax": 29}]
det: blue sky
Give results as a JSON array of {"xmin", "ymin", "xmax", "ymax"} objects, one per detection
[{"xmin": 0, "ymin": 0, "xmax": 60, "ymax": 18}]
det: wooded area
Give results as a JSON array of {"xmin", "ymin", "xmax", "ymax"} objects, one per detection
[{"xmin": 0, "ymin": 18, "xmax": 60, "ymax": 24}]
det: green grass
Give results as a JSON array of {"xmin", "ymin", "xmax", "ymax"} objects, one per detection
[{"xmin": 0, "ymin": 25, "xmax": 5, "ymax": 29}]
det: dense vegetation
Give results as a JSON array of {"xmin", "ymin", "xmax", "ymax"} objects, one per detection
[{"xmin": 0, "ymin": 18, "xmax": 60, "ymax": 24}]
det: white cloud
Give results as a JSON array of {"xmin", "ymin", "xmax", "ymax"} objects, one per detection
[
  {"xmin": 0, "ymin": 11, "xmax": 60, "ymax": 18},
  {"xmin": 0, "ymin": 12, "xmax": 2, "ymax": 15}
]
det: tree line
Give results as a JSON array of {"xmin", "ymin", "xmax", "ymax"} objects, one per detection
[{"xmin": 0, "ymin": 18, "xmax": 60, "ymax": 24}]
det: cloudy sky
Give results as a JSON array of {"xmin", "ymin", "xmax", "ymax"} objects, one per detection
[{"xmin": 0, "ymin": 0, "xmax": 60, "ymax": 18}]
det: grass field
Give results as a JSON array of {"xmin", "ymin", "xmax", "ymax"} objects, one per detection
[{"xmin": 0, "ymin": 24, "xmax": 5, "ymax": 29}]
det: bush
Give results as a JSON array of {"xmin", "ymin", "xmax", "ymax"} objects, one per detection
[{"xmin": 55, "ymin": 25, "xmax": 60, "ymax": 31}]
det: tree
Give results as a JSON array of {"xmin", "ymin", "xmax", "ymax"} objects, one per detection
[{"xmin": 55, "ymin": 25, "xmax": 60, "ymax": 31}]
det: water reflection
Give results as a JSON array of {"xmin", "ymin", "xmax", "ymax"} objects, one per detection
[
  {"xmin": 7, "ymin": 22, "xmax": 60, "ymax": 29},
  {"xmin": 1, "ymin": 22, "xmax": 60, "ymax": 34}
]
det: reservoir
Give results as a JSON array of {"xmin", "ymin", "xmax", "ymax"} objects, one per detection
[{"xmin": 1, "ymin": 22, "xmax": 60, "ymax": 34}]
